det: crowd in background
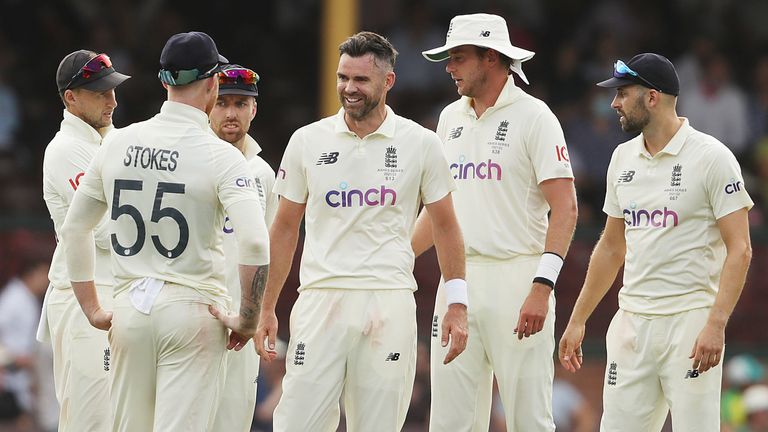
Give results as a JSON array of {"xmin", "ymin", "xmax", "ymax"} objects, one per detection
[{"xmin": 0, "ymin": 0, "xmax": 768, "ymax": 430}]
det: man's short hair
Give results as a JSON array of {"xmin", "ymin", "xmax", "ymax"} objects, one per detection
[
  {"xmin": 338, "ymin": 32, "xmax": 398, "ymax": 71},
  {"xmin": 475, "ymin": 47, "xmax": 512, "ymax": 71}
]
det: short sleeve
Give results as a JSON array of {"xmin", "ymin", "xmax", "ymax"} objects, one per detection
[
  {"xmin": 526, "ymin": 108, "xmax": 574, "ymax": 183},
  {"xmin": 420, "ymin": 130, "xmax": 456, "ymax": 204},
  {"xmin": 75, "ymin": 138, "xmax": 108, "ymax": 204},
  {"xmin": 214, "ymin": 145, "xmax": 266, "ymax": 223},
  {"xmin": 602, "ymin": 146, "xmax": 623, "ymax": 218},
  {"xmin": 273, "ymin": 129, "xmax": 308, "ymax": 204},
  {"xmin": 704, "ymin": 145, "xmax": 754, "ymax": 219}
]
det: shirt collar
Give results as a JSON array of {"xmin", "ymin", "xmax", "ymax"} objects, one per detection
[
  {"xmin": 243, "ymin": 134, "xmax": 262, "ymax": 158},
  {"xmin": 159, "ymin": 101, "xmax": 210, "ymax": 131},
  {"xmin": 458, "ymin": 76, "xmax": 526, "ymax": 118},
  {"xmin": 333, "ymin": 105, "xmax": 396, "ymax": 138},
  {"xmin": 636, "ymin": 117, "xmax": 693, "ymax": 158},
  {"xmin": 61, "ymin": 109, "xmax": 103, "ymax": 144}
]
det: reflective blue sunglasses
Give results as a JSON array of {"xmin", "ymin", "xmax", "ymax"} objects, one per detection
[{"xmin": 613, "ymin": 60, "xmax": 661, "ymax": 92}]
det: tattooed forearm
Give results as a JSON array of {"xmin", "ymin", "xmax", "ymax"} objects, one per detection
[{"xmin": 239, "ymin": 264, "xmax": 269, "ymax": 327}]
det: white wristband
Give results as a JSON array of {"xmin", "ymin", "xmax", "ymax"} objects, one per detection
[
  {"xmin": 444, "ymin": 279, "xmax": 468, "ymax": 307},
  {"xmin": 533, "ymin": 252, "xmax": 564, "ymax": 289}
]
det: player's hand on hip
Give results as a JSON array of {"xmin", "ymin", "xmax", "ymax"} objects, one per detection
[
  {"xmin": 208, "ymin": 305, "xmax": 257, "ymax": 351},
  {"xmin": 689, "ymin": 322, "xmax": 725, "ymax": 373},
  {"xmin": 255, "ymin": 309, "xmax": 279, "ymax": 362},
  {"xmin": 559, "ymin": 323, "xmax": 585, "ymax": 373},
  {"xmin": 515, "ymin": 283, "xmax": 551, "ymax": 340},
  {"xmin": 88, "ymin": 307, "xmax": 113, "ymax": 331},
  {"xmin": 441, "ymin": 303, "xmax": 468, "ymax": 364}
]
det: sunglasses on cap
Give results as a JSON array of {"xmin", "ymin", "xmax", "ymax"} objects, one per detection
[
  {"xmin": 158, "ymin": 63, "xmax": 220, "ymax": 86},
  {"xmin": 218, "ymin": 67, "xmax": 260, "ymax": 86},
  {"xmin": 613, "ymin": 60, "xmax": 661, "ymax": 92},
  {"xmin": 65, "ymin": 53, "xmax": 112, "ymax": 90}
]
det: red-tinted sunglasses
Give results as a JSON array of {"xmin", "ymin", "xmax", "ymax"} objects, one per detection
[
  {"xmin": 218, "ymin": 68, "xmax": 260, "ymax": 85},
  {"xmin": 65, "ymin": 53, "xmax": 113, "ymax": 90}
]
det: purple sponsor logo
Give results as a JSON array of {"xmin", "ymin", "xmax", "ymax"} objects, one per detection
[
  {"xmin": 623, "ymin": 204, "xmax": 679, "ymax": 227},
  {"xmin": 450, "ymin": 156, "xmax": 502, "ymax": 180},
  {"xmin": 325, "ymin": 182, "xmax": 397, "ymax": 208}
]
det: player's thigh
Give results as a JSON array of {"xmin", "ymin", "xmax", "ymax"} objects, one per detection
[
  {"xmin": 430, "ymin": 276, "xmax": 493, "ymax": 432},
  {"xmin": 274, "ymin": 290, "xmax": 351, "ymax": 431},
  {"xmin": 212, "ymin": 344, "xmax": 259, "ymax": 432},
  {"xmin": 153, "ymin": 284, "xmax": 228, "ymax": 432},
  {"xmin": 658, "ymin": 308, "xmax": 722, "ymax": 432},
  {"xmin": 489, "ymin": 262, "xmax": 556, "ymax": 432},
  {"xmin": 345, "ymin": 290, "xmax": 416, "ymax": 432},
  {"xmin": 601, "ymin": 310, "xmax": 668, "ymax": 432}
]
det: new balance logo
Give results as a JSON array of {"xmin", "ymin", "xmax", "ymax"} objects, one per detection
[
  {"xmin": 479, "ymin": 30, "xmax": 491, "ymax": 37},
  {"xmin": 618, "ymin": 170, "xmax": 635, "ymax": 183},
  {"xmin": 448, "ymin": 127, "xmax": 463, "ymax": 140},
  {"xmin": 385, "ymin": 352, "xmax": 400, "ymax": 361},
  {"xmin": 607, "ymin": 362, "xmax": 618, "ymax": 386},
  {"xmin": 684, "ymin": 369, "xmax": 700, "ymax": 379},
  {"xmin": 317, "ymin": 152, "xmax": 340, "ymax": 165}
]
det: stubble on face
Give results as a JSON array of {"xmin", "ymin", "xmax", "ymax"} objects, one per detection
[{"xmin": 620, "ymin": 94, "xmax": 651, "ymax": 133}]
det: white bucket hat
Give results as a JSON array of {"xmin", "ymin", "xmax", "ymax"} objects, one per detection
[{"xmin": 422, "ymin": 13, "xmax": 535, "ymax": 84}]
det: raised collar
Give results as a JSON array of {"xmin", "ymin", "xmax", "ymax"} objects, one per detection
[
  {"xmin": 159, "ymin": 101, "xmax": 210, "ymax": 131},
  {"xmin": 243, "ymin": 134, "xmax": 262, "ymax": 159},
  {"xmin": 333, "ymin": 105, "xmax": 396, "ymax": 138},
  {"xmin": 458, "ymin": 76, "xmax": 526, "ymax": 118},
  {"xmin": 60, "ymin": 109, "xmax": 103, "ymax": 144},
  {"xmin": 635, "ymin": 117, "xmax": 693, "ymax": 159}
]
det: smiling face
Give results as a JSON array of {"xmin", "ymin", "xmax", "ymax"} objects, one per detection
[
  {"xmin": 611, "ymin": 85, "xmax": 651, "ymax": 133},
  {"xmin": 209, "ymin": 94, "xmax": 257, "ymax": 144},
  {"xmin": 65, "ymin": 87, "xmax": 117, "ymax": 129},
  {"xmin": 336, "ymin": 53, "xmax": 393, "ymax": 121},
  {"xmin": 444, "ymin": 45, "xmax": 490, "ymax": 98}
]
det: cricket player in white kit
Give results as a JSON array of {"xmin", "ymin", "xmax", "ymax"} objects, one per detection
[
  {"xmin": 60, "ymin": 32, "xmax": 271, "ymax": 432},
  {"xmin": 559, "ymin": 53, "xmax": 753, "ymax": 432},
  {"xmin": 41, "ymin": 49, "xmax": 129, "ymax": 431},
  {"xmin": 210, "ymin": 63, "xmax": 277, "ymax": 432},
  {"xmin": 413, "ymin": 14, "xmax": 578, "ymax": 432},
  {"xmin": 256, "ymin": 32, "xmax": 468, "ymax": 432}
]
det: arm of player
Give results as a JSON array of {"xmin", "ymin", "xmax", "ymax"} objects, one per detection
[
  {"xmin": 61, "ymin": 191, "xmax": 112, "ymax": 331},
  {"xmin": 516, "ymin": 178, "xmax": 577, "ymax": 339},
  {"xmin": 559, "ymin": 216, "xmax": 626, "ymax": 372},
  {"xmin": 690, "ymin": 208, "xmax": 751, "ymax": 373},
  {"xmin": 411, "ymin": 208, "xmax": 435, "ymax": 257},
  {"xmin": 255, "ymin": 197, "xmax": 306, "ymax": 362},
  {"xmin": 209, "ymin": 198, "xmax": 270, "ymax": 351},
  {"xmin": 424, "ymin": 193, "xmax": 468, "ymax": 364}
]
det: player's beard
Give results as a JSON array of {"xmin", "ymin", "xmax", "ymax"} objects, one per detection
[
  {"xmin": 340, "ymin": 91, "xmax": 380, "ymax": 121},
  {"xmin": 82, "ymin": 110, "xmax": 112, "ymax": 130},
  {"xmin": 620, "ymin": 97, "xmax": 651, "ymax": 133}
]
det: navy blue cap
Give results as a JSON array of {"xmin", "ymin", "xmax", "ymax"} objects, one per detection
[
  {"xmin": 159, "ymin": 31, "xmax": 228, "ymax": 86},
  {"xmin": 597, "ymin": 53, "xmax": 680, "ymax": 96}
]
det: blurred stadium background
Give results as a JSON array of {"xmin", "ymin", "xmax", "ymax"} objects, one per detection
[{"xmin": 0, "ymin": 0, "xmax": 767, "ymax": 430}]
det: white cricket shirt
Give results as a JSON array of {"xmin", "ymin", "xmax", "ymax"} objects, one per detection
[
  {"xmin": 43, "ymin": 110, "xmax": 113, "ymax": 290},
  {"xmin": 604, "ymin": 118, "xmax": 753, "ymax": 315},
  {"xmin": 76, "ymin": 101, "xmax": 266, "ymax": 300},
  {"xmin": 274, "ymin": 106, "xmax": 456, "ymax": 291},
  {"xmin": 222, "ymin": 133, "xmax": 277, "ymax": 308},
  {"xmin": 436, "ymin": 78, "xmax": 573, "ymax": 259}
]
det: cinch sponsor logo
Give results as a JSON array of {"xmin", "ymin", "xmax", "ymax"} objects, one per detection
[
  {"xmin": 325, "ymin": 182, "xmax": 397, "ymax": 208},
  {"xmin": 724, "ymin": 179, "xmax": 743, "ymax": 195},
  {"xmin": 449, "ymin": 156, "xmax": 502, "ymax": 180},
  {"xmin": 623, "ymin": 204, "xmax": 679, "ymax": 227},
  {"xmin": 235, "ymin": 177, "xmax": 254, "ymax": 188}
]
